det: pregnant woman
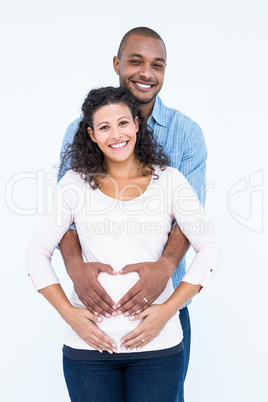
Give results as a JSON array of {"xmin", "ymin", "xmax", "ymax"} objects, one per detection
[{"xmin": 26, "ymin": 86, "xmax": 221, "ymax": 402}]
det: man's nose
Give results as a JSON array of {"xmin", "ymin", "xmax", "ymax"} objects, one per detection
[{"xmin": 138, "ymin": 64, "xmax": 153, "ymax": 81}]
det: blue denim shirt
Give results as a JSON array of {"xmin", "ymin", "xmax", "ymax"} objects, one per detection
[{"xmin": 58, "ymin": 96, "xmax": 207, "ymax": 293}]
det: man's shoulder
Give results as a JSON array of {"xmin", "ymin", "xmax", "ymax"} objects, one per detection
[
  {"xmin": 156, "ymin": 96, "xmax": 199, "ymax": 131},
  {"xmin": 65, "ymin": 117, "xmax": 82, "ymax": 133}
]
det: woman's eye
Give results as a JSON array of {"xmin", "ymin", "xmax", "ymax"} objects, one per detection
[
  {"xmin": 99, "ymin": 125, "xmax": 109, "ymax": 130},
  {"xmin": 119, "ymin": 121, "xmax": 128, "ymax": 126}
]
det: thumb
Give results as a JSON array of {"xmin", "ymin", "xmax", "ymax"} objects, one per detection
[
  {"xmin": 119, "ymin": 263, "xmax": 141, "ymax": 275},
  {"xmin": 84, "ymin": 309, "xmax": 103, "ymax": 323},
  {"xmin": 97, "ymin": 263, "xmax": 117, "ymax": 275},
  {"xmin": 128, "ymin": 310, "xmax": 147, "ymax": 321}
]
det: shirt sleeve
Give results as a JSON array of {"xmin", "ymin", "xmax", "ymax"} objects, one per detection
[
  {"xmin": 170, "ymin": 169, "xmax": 222, "ymax": 287},
  {"xmin": 57, "ymin": 118, "xmax": 81, "ymax": 183},
  {"xmin": 57, "ymin": 118, "xmax": 81, "ymax": 232},
  {"xmin": 26, "ymin": 173, "xmax": 75, "ymax": 291},
  {"xmin": 179, "ymin": 122, "xmax": 207, "ymax": 207}
]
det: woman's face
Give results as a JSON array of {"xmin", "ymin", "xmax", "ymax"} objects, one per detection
[{"xmin": 87, "ymin": 103, "xmax": 139, "ymax": 165}]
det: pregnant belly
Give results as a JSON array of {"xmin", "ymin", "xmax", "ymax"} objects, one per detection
[{"xmin": 96, "ymin": 272, "xmax": 142, "ymax": 345}]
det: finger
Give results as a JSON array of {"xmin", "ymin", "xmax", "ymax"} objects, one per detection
[
  {"xmin": 135, "ymin": 337, "xmax": 152, "ymax": 350},
  {"xmin": 97, "ymin": 263, "xmax": 117, "ymax": 276},
  {"xmin": 121, "ymin": 295, "xmax": 154, "ymax": 316},
  {"xmin": 116, "ymin": 284, "xmax": 142, "ymax": 310},
  {"xmin": 83, "ymin": 293, "xmax": 116, "ymax": 318},
  {"xmin": 118, "ymin": 263, "xmax": 142, "ymax": 275},
  {"xmin": 128, "ymin": 310, "xmax": 147, "ymax": 321},
  {"xmin": 83, "ymin": 283, "xmax": 117, "ymax": 315},
  {"xmin": 91, "ymin": 329, "xmax": 117, "ymax": 352},
  {"xmin": 83, "ymin": 309, "xmax": 103, "ymax": 323},
  {"xmin": 120, "ymin": 324, "xmax": 145, "ymax": 344},
  {"xmin": 122, "ymin": 332, "xmax": 147, "ymax": 350}
]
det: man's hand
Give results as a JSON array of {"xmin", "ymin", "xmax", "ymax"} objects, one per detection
[
  {"xmin": 116, "ymin": 257, "xmax": 173, "ymax": 315},
  {"xmin": 59, "ymin": 230, "xmax": 118, "ymax": 317},
  {"xmin": 116, "ymin": 225, "xmax": 190, "ymax": 315},
  {"xmin": 67, "ymin": 306, "xmax": 117, "ymax": 353},
  {"xmin": 70, "ymin": 261, "xmax": 118, "ymax": 317}
]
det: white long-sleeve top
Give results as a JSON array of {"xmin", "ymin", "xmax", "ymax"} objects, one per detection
[{"xmin": 26, "ymin": 166, "xmax": 221, "ymax": 353}]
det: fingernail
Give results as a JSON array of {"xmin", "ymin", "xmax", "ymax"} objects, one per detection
[
  {"xmin": 112, "ymin": 344, "xmax": 117, "ymax": 348},
  {"xmin": 94, "ymin": 312, "xmax": 99, "ymax": 315},
  {"xmin": 108, "ymin": 350, "xmax": 113, "ymax": 354},
  {"xmin": 117, "ymin": 310, "xmax": 122, "ymax": 315},
  {"xmin": 105, "ymin": 313, "xmax": 111, "ymax": 318},
  {"xmin": 112, "ymin": 305, "xmax": 117, "ymax": 310},
  {"xmin": 136, "ymin": 310, "xmax": 141, "ymax": 314},
  {"xmin": 98, "ymin": 349, "xmax": 103, "ymax": 353},
  {"xmin": 117, "ymin": 304, "xmax": 121, "ymax": 308},
  {"xmin": 124, "ymin": 312, "xmax": 129, "ymax": 317},
  {"xmin": 129, "ymin": 316, "xmax": 134, "ymax": 321},
  {"xmin": 121, "ymin": 340, "xmax": 125, "ymax": 344},
  {"xmin": 112, "ymin": 312, "xmax": 117, "ymax": 317},
  {"xmin": 97, "ymin": 317, "xmax": 102, "ymax": 322},
  {"xmin": 118, "ymin": 269, "xmax": 123, "ymax": 274}
]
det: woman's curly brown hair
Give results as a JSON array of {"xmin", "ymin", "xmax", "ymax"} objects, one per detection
[{"xmin": 59, "ymin": 86, "xmax": 169, "ymax": 188}]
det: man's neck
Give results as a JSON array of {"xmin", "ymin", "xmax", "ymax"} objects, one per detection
[{"xmin": 139, "ymin": 99, "xmax": 156, "ymax": 121}]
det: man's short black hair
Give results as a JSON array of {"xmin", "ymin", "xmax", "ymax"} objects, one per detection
[{"xmin": 117, "ymin": 27, "xmax": 166, "ymax": 59}]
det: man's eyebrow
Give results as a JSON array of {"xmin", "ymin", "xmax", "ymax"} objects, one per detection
[
  {"xmin": 128, "ymin": 53, "xmax": 166, "ymax": 63},
  {"xmin": 128, "ymin": 53, "xmax": 143, "ymax": 58}
]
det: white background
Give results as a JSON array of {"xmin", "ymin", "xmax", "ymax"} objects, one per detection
[{"xmin": 1, "ymin": 0, "xmax": 267, "ymax": 401}]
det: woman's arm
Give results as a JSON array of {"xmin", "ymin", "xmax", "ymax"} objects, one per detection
[
  {"xmin": 39, "ymin": 284, "xmax": 116, "ymax": 353},
  {"xmin": 121, "ymin": 281, "xmax": 201, "ymax": 350},
  {"xmin": 26, "ymin": 174, "xmax": 116, "ymax": 351}
]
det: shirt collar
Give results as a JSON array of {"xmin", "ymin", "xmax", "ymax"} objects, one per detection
[{"xmin": 148, "ymin": 96, "xmax": 168, "ymax": 128}]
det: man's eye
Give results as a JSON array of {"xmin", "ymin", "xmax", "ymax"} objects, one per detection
[
  {"xmin": 130, "ymin": 60, "xmax": 140, "ymax": 64},
  {"xmin": 154, "ymin": 64, "xmax": 164, "ymax": 69}
]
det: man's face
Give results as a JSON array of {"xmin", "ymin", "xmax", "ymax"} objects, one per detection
[{"xmin": 113, "ymin": 35, "xmax": 167, "ymax": 106}]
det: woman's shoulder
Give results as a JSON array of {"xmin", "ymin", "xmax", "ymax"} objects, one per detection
[
  {"xmin": 58, "ymin": 169, "xmax": 87, "ymax": 187},
  {"xmin": 155, "ymin": 165, "xmax": 187, "ymax": 184}
]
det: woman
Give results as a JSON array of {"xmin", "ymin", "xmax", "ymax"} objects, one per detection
[{"xmin": 26, "ymin": 86, "xmax": 220, "ymax": 401}]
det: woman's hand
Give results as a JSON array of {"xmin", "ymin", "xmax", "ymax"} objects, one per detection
[
  {"xmin": 66, "ymin": 307, "xmax": 117, "ymax": 354},
  {"xmin": 120, "ymin": 304, "xmax": 172, "ymax": 350}
]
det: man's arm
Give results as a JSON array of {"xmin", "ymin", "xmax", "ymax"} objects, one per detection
[
  {"xmin": 59, "ymin": 231, "xmax": 118, "ymax": 317},
  {"xmin": 116, "ymin": 121, "xmax": 207, "ymax": 315},
  {"xmin": 116, "ymin": 225, "xmax": 190, "ymax": 315}
]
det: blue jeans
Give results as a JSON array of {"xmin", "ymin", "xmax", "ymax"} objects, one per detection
[
  {"xmin": 178, "ymin": 306, "xmax": 191, "ymax": 402},
  {"xmin": 63, "ymin": 350, "xmax": 184, "ymax": 402}
]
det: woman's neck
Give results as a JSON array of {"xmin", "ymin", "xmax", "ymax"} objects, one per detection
[{"xmin": 104, "ymin": 157, "xmax": 143, "ymax": 180}]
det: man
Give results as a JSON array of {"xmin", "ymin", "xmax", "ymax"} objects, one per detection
[{"xmin": 58, "ymin": 27, "xmax": 207, "ymax": 401}]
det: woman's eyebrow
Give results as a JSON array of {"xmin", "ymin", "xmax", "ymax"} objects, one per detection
[
  {"xmin": 97, "ymin": 121, "xmax": 109, "ymax": 127},
  {"xmin": 117, "ymin": 116, "xmax": 130, "ymax": 121}
]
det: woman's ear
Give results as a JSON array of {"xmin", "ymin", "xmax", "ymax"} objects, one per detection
[
  {"xmin": 87, "ymin": 127, "xmax": 96, "ymax": 143},
  {"xmin": 134, "ymin": 116, "xmax": 139, "ymax": 133}
]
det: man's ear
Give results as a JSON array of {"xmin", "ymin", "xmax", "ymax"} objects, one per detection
[
  {"xmin": 87, "ymin": 127, "xmax": 96, "ymax": 142},
  {"xmin": 113, "ymin": 56, "xmax": 120, "ymax": 76}
]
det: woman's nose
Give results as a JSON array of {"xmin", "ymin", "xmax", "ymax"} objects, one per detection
[{"xmin": 110, "ymin": 129, "xmax": 122, "ymax": 140}]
